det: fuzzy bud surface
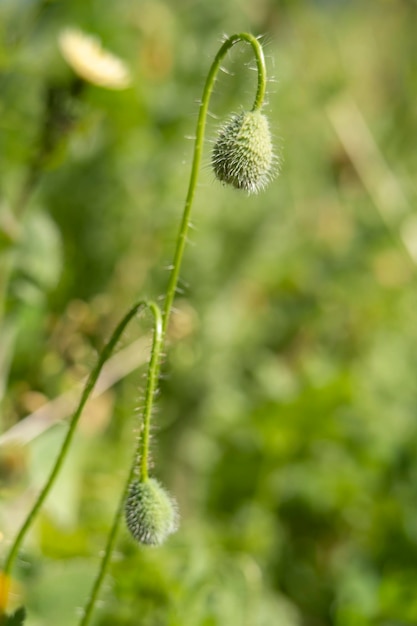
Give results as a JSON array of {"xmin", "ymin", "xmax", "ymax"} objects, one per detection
[
  {"xmin": 212, "ymin": 110, "xmax": 274, "ymax": 194},
  {"xmin": 125, "ymin": 478, "xmax": 178, "ymax": 546}
]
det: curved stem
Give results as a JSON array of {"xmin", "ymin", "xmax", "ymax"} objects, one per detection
[
  {"xmin": 1, "ymin": 31, "xmax": 268, "ymax": 623},
  {"xmin": 78, "ymin": 301, "xmax": 162, "ymax": 626},
  {"xmin": 161, "ymin": 33, "xmax": 266, "ymax": 339},
  {"xmin": 78, "ymin": 35, "xmax": 267, "ymax": 624},
  {"xmin": 1, "ymin": 300, "xmax": 155, "ymax": 608}
]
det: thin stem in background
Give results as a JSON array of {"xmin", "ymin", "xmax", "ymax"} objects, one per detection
[
  {"xmin": 75, "ymin": 33, "xmax": 268, "ymax": 626},
  {"xmin": 1, "ymin": 301, "xmax": 153, "ymax": 610},
  {"xmin": 1, "ymin": 32, "xmax": 269, "ymax": 624},
  {"xmin": 78, "ymin": 33, "xmax": 268, "ymax": 625},
  {"xmin": 78, "ymin": 302, "xmax": 162, "ymax": 626}
]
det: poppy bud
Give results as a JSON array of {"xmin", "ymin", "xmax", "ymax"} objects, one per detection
[
  {"xmin": 212, "ymin": 110, "xmax": 275, "ymax": 194},
  {"xmin": 125, "ymin": 478, "xmax": 178, "ymax": 546}
]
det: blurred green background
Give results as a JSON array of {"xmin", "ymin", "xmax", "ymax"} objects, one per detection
[{"xmin": 1, "ymin": 0, "xmax": 416, "ymax": 624}]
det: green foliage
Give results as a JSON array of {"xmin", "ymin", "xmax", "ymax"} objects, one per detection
[
  {"xmin": 1, "ymin": 0, "xmax": 416, "ymax": 625},
  {"xmin": 1, "ymin": 607, "xmax": 26, "ymax": 626}
]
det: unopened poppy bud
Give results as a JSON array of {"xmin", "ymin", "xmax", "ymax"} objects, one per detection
[
  {"xmin": 125, "ymin": 478, "xmax": 178, "ymax": 546},
  {"xmin": 212, "ymin": 110, "xmax": 275, "ymax": 194}
]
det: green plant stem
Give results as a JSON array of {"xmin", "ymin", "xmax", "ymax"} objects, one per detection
[
  {"xmin": 77, "ymin": 34, "xmax": 267, "ymax": 625},
  {"xmin": 78, "ymin": 480, "xmax": 127, "ymax": 626},
  {"xmin": 138, "ymin": 301, "xmax": 163, "ymax": 482},
  {"xmin": 79, "ymin": 303, "xmax": 162, "ymax": 626},
  {"xmin": 1, "ymin": 32, "xmax": 268, "ymax": 623},
  {"xmin": 1, "ymin": 300, "xmax": 155, "ymax": 608},
  {"xmin": 161, "ymin": 33, "xmax": 266, "ymax": 339}
]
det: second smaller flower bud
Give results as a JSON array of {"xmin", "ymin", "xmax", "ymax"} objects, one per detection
[
  {"xmin": 125, "ymin": 478, "xmax": 178, "ymax": 546},
  {"xmin": 212, "ymin": 110, "xmax": 275, "ymax": 194}
]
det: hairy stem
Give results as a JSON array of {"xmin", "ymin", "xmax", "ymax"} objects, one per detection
[
  {"xmin": 1, "ymin": 32, "xmax": 268, "ymax": 623},
  {"xmin": 1, "ymin": 300, "xmax": 154, "ymax": 610},
  {"xmin": 78, "ymin": 34, "xmax": 267, "ymax": 624},
  {"xmin": 137, "ymin": 302, "xmax": 163, "ymax": 482},
  {"xmin": 79, "ymin": 302, "xmax": 162, "ymax": 626},
  {"xmin": 161, "ymin": 33, "xmax": 266, "ymax": 339}
]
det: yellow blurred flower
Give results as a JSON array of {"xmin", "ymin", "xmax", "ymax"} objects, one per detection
[
  {"xmin": 0, "ymin": 570, "xmax": 10, "ymax": 614},
  {"xmin": 58, "ymin": 27, "xmax": 131, "ymax": 90}
]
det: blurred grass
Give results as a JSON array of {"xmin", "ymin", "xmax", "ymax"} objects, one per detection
[{"xmin": 1, "ymin": 0, "xmax": 417, "ymax": 625}]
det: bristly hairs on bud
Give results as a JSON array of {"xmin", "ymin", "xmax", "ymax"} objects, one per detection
[
  {"xmin": 1, "ymin": 300, "xmax": 164, "ymax": 626},
  {"xmin": 125, "ymin": 478, "xmax": 178, "ymax": 546},
  {"xmin": 212, "ymin": 109, "xmax": 274, "ymax": 193},
  {"xmin": 2, "ymin": 33, "xmax": 277, "ymax": 626},
  {"xmin": 210, "ymin": 34, "xmax": 277, "ymax": 193}
]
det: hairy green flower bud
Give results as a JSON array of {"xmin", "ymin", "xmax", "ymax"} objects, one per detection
[
  {"xmin": 125, "ymin": 478, "xmax": 178, "ymax": 546},
  {"xmin": 211, "ymin": 110, "xmax": 275, "ymax": 194}
]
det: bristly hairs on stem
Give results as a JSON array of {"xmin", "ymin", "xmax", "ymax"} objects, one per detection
[
  {"xmin": 161, "ymin": 32, "xmax": 271, "ymax": 341},
  {"xmin": 79, "ymin": 302, "xmax": 167, "ymax": 626},
  {"xmin": 123, "ymin": 32, "xmax": 274, "ymax": 555},
  {"xmin": 0, "ymin": 300, "xmax": 160, "ymax": 619},
  {"xmin": 83, "ymin": 31, "xmax": 275, "ymax": 623},
  {"xmin": 1, "ymin": 32, "xmax": 275, "ymax": 626}
]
